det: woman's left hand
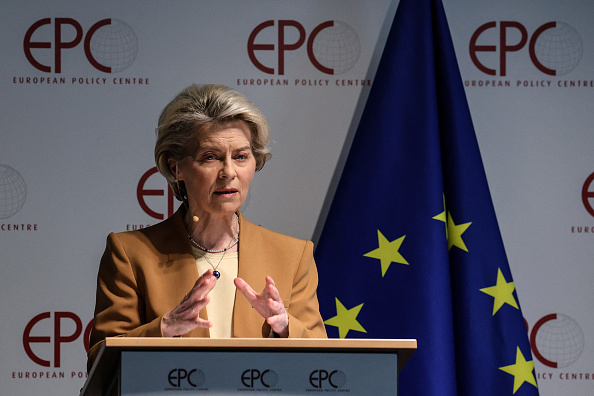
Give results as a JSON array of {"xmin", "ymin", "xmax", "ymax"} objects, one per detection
[{"xmin": 234, "ymin": 276, "xmax": 289, "ymax": 338}]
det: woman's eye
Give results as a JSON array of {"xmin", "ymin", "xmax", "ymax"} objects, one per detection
[{"xmin": 236, "ymin": 152, "xmax": 251, "ymax": 161}]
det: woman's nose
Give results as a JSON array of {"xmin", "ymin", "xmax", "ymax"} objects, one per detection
[{"xmin": 219, "ymin": 157, "xmax": 236, "ymax": 179}]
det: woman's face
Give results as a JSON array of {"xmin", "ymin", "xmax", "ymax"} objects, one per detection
[{"xmin": 174, "ymin": 120, "xmax": 256, "ymax": 218}]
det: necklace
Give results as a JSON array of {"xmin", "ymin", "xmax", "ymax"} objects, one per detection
[
  {"xmin": 187, "ymin": 213, "xmax": 240, "ymax": 252},
  {"xmin": 189, "ymin": 237, "xmax": 237, "ymax": 279},
  {"xmin": 189, "ymin": 234, "xmax": 239, "ymax": 253},
  {"xmin": 201, "ymin": 251, "xmax": 227, "ymax": 279},
  {"xmin": 188, "ymin": 214, "xmax": 239, "ymax": 279}
]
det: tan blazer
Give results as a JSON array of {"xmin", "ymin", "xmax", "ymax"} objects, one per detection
[{"xmin": 88, "ymin": 208, "xmax": 327, "ymax": 370}]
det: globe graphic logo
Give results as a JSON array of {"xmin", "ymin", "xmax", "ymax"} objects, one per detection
[
  {"xmin": 0, "ymin": 165, "xmax": 27, "ymax": 219},
  {"xmin": 533, "ymin": 22, "xmax": 582, "ymax": 76},
  {"xmin": 311, "ymin": 21, "xmax": 361, "ymax": 75},
  {"xmin": 88, "ymin": 19, "xmax": 138, "ymax": 73},
  {"xmin": 534, "ymin": 314, "xmax": 584, "ymax": 368},
  {"xmin": 192, "ymin": 369, "xmax": 206, "ymax": 387},
  {"xmin": 330, "ymin": 370, "xmax": 346, "ymax": 388},
  {"xmin": 264, "ymin": 370, "xmax": 278, "ymax": 387}
]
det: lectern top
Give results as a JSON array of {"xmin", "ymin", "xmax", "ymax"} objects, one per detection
[
  {"xmin": 105, "ymin": 336, "xmax": 417, "ymax": 351},
  {"xmin": 81, "ymin": 337, "xmax": 416, "ymax": 396}
]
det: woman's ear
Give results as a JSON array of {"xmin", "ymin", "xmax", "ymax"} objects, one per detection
[{"xmin": 168, "ymin": 158, "xmax": 182, "ymax": 181}]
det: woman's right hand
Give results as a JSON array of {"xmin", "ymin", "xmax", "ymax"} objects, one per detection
[{"xmin": 161, "ymin": 269, "xmax": 217, "ymax": 337}]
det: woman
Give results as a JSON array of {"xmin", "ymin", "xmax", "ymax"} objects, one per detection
[{"xmin": 88, "ymin": 84, "xmax": 327, "ymax": 370}]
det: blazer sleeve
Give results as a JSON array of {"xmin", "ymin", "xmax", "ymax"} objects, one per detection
[
  {"xmin": 87, "ymin": 232, "xmax": 164, "ymax": 371},
  {"xmin": 285, "ymin": 240, "xmax": 327, "ymax": 338}
]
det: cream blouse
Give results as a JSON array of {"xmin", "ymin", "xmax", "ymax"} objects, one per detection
[{"xmin": 191, "ymin": 246, "xmax": 239, "ymax": 338}]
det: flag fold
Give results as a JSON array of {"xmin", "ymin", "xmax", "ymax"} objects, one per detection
[{"xmin": 315, "ymin": 0, "xmax": 539, "ymax": 395}]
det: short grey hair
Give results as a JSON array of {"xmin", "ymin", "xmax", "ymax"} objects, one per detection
[{"xmin": 155, "ymin": 84, "xmax": 271, "ymax": 201}]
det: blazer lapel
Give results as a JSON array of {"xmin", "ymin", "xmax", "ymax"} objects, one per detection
[{"xmin": 233, "ymin": 213, "xmax": 268, "ymax": 337}]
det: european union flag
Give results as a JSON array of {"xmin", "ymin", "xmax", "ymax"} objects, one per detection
[{"xmin": 315, "ymin": 0, "xmax": 539, "ymax": 395}]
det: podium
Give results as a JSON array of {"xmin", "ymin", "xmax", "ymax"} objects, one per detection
[{"xmin": 81, "ymin": 337, "xmax": 417, "ymax": 395}]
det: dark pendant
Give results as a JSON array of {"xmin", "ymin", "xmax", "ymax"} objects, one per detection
[{"xmin": 213, "ymin": 271, "xmax": 221, "ymax": 279}]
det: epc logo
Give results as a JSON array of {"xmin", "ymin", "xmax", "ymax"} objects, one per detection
[
  {"xmin": 137, "ymin": 167, "xmax": 176, "ymax": 220},
  {"xmin": 22, "ymin": 312, "xmax": 93, "ymax": 368},
  {"xmin": 470, "ymin": 21, "xmax": 582, "ymax": 76},
  {"xmin": 581, "ymin": 172, "xmax": 594, "ymax": 217},
  {"xmin": 248, "ymin": 20, "xmax": 360, "ymax": 75},
  {"xmin": 168, "ymin": 368, "xmax": 206, "ymax": 388},
  {"xmin": 529, "ymin": 313, "xmax": 585, "ymax": 369},
  {"xmin": 309, "ymin": 369, "xmax": 346, "ymax": 389},
  {"xmin": 24, "ymin": 18, "xmax": 138, "ymax": 73},
  {"xmin": 241, "ymin": 368, "xmax": 278, "ymax": 388}
]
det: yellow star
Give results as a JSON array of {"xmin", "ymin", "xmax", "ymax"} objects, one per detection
[
  {"xmin": 433, "ymin": 209, "xmax": 447, "ymax": 223},
  {"xmin": 499, "ymin": 347, "xmax": 538, "ymax": 394},
  {"xmin": 364, "ymin": 230, "xmax": 408, "ymax": 277},
  {"xmin": 324, "ymin": 298, "xmax": 367, "ymax": 338},
  {"xmin": 480, "ymin": 268, "xmax": 519, "ymax": 315},
  {"xmin": 447, "ymin": 212, "xmax": 471, "ymax": 251}
]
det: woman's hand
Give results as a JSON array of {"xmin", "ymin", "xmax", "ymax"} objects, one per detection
[
  {"xmin": 234, "ymin": 276, "xmax": 289, "ymax": 338},
  {"xmin": 161, "ymin": 269, "xmax": 217, "ymax": 337}
]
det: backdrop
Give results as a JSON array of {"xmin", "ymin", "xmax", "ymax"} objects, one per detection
[{"xmin": 1, "ymin": 0, "xmax": 592, "ymax": 394}]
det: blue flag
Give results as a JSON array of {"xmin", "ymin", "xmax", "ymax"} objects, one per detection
[{"xmin": 315, "ymin": 0, "xmax": 539, "ymax": 395}]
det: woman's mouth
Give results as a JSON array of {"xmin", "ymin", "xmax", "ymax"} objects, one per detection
[{"xmin": 214, "ymin": 189, "xmax": 238, "ymax": 197}]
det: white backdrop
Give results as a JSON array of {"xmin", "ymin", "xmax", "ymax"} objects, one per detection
[{"xmin": 1, "ymin": 0, "xmax": 593, "ymax": 394}]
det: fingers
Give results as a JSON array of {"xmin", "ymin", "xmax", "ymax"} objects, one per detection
[
  {"xmin": 161, "ymin": 271, "xmax": 216, "ymax": 337},
  {"xmin": 266, "ymin": 296, "xmax": 286, "ymax": 325},
  {"xmin": 266, "ymin": 300, "xmax": 289, "ymax": 337},
  {"xmin": 232, "ymin": 276, "xmax": 290, "ymax": 337},
  {"xmin": 234, "ymin": 277, "xmax": 261, "ymax": 310},
  {"xmin": 266, "ymin": 281, "xmax": 281, "ymax": 302},
  {"xmin": 266, "ymin": 310, "xmax": 288, "ymax": 327},
  {"xmin": 266, "ymin": 296, "xmax": 284, "ymax": 312},
  {"xmin": 234, "ymin": 277, "xmax": 255, "ymax": 299},
  {"xmin": 189, "ymin": 295, "xmax": 211, "ymax": 318},
  {"xmin": 235, "ymin": 276, "xmax": 283, "ymax": 306},
  {"xmin": 187, "ymin": 294, "xmax": 213, "ymax": 328},
  {"xmin": 236, "ymin": 276, "xmax": 286, "ymax": 317},
  {"xmin": 262, "ymin": 278, "xmax": 288, "ymax": 336},
  {"xmin": 184, "ymin": 270, "xmax": 216, "ymax": 316},
  {"xmin": 190, "ymin": 270, "xmax": 217, "ymax": 299}
]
